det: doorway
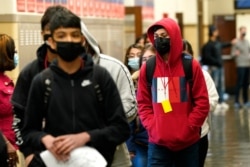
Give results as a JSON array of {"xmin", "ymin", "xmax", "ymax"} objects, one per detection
[
  {"xmin": 125, "ymin": 6, "xmax": 142, "ymax": 45},
  {"xmin": 213, "ymin": 14, "xmax": 236, "ymax": 94}
]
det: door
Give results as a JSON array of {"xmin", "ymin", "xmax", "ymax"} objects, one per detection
[
  {"xmin": 125, "ymin": 6, "xmax": 142, "ymax": 46},
  {"xmin": 213, "ymin": 15, "xmax": 236, "ymax": 94}
]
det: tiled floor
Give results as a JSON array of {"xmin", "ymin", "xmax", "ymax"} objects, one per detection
[{"xmin": 205, "ymin": 97, "xmax": 250, "ymax": 167}]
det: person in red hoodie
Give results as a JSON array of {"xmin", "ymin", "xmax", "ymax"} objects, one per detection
[
  {"xmin": 137, "ymin": 18, "xmax": 210, "ymax": 166},
  {"xmin": 0, "ymin": 34, "xmax": 19, "ymax": 167}
]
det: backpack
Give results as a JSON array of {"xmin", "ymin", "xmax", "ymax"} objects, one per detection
[
  {"xmin": 41, "ymin": 67, "xmax": 104, "ymax": 111},
  {"xmin": 146, "ymin": 53, "xmax": 193, "ymax": 97}
]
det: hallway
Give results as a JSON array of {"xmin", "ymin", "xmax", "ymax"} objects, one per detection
[{"xmin": 205, "ymin": 97, "xmax": 250, "ymax": 167}]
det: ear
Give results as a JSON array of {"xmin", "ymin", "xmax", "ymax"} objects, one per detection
[
  {"xmin": 47, "ymin": 37, "xmax": 56, "ymax": 50},
  {"xmin": 81, "ymin": 35, "xmax": 86, "ymax": 46}
]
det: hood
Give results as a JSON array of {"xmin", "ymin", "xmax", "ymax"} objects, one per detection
[
  {"xmin": 147, "ymin": 18, "xmax": 183, "ymax": 66},
  {"xmin": 80, "ymin": 21, "xmax": 101, "ymax": 64},
  {"xmin": 36, "ymin": 43, "xmax": 47, "ymax": 63}
]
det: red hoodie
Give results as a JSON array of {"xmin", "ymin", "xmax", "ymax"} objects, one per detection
[
  {"xmin": 0, "ymin": 73, "xmax": 18, "ymax": 149},
  {"xmin": 137, "ymin": 18, "xmax": 209, "ymax": 151}
]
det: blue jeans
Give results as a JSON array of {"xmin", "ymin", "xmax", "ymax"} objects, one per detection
[
  {"xmin": 131, "ymin": 144, "xmax": 148, "ymax": 167},
  {"xmin": 147, "ymin": 142, "xmax": 199, "ymax": 167},
  {"xmin": 210, "ymin": 67, "xmax": 224, "ymax": 103}
]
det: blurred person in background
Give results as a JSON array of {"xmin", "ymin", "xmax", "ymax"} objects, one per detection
[
  {"xmin": 231, "ymin": 26, "xmax": 250, "ymax": 109},
  {"xmin": 126, "ymin": 43, "xmax": 156, "ymax": 167},
  {"xmin": 201, "ymin": 25, "xmax": 233, "ymax": 112}
]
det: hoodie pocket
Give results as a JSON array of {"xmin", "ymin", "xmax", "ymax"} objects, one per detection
[{"xmin": 151, "ymin": 114, "xmax": 200, "ymax": 151}]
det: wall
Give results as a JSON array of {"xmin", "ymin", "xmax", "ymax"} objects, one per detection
[
  {"xmin": 152, "ymin": 0, "xmax": 199, "ymax": 57},
  {"xmin": 204, "ymin": 0, "xmax": 234, "ymax": 24},
  {"xmin": 236, "ymin": 14, "xmax": 250, "ymax": 39},
  {"xmin": 202, "ymin": 0, "xmax": 235, "ymax": 44},
  {"xmin": 0, "ymin": 1, "xmax": 126, "ymax": 82}
]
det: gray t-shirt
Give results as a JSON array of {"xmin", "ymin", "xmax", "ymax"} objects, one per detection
[{"xmin": 231, "ymin": 38, "xmax": 250, "ymax": 67}]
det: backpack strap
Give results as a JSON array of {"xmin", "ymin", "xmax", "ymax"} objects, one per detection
[
  {"xmin": 182, "ymin": 53, "xmax": 193, "ymax": 100},
  {"xmin": 146, "ymin": 56, "xmax": 156, "ymax": 89},
  {"xmin": 41, "ymin": 68, "xmax": 53, "ymax": 111},
  {"xmin": 92, "ymin": 65, "xmax": 107, "ymax": 125},
  {"xmin": 92, "ymin": 66, "xmax": 104, "ymax": 103}
]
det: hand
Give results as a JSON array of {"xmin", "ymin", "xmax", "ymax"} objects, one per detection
[
  {"xmin": 129, "ymin": 152, "xmax": 135, "ymax": 159},
  {"xmin": 54, "ymin": 132, "xmax": 90, "ymax": 155},
  {"xmin": 131, "ymin": 70, "xmax": 140, "ymax": 80},
  {"xmin": 234, "ymin": 50, "xmax": 240, "ymax": 56},
  {"xmin": 25, "ymin": 154, "xmax": 34, "ymax": 167},
  {"xmin": 41, "ymin": 134, "xmax": 68, "ymax": 161},
  {"xmin": 6, "ymin": 142, "xmax": 18, "ymax": 167},
  {"xmin": 231, "ymin": 38, "xmax": 237, "ymax": 44}
]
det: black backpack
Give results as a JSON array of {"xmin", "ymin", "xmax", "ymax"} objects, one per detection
[
  {"xmin": 41, "ymin": 67, "xmax": 104, "ymax": 111},
  {"xmin": 146, "ymin": 53, "xmax": 193, "ymax": 97}
]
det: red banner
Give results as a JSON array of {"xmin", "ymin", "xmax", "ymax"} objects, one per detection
[{"xmin": 17, "ymin": 0, "xmax": 26, "ymax": 12}]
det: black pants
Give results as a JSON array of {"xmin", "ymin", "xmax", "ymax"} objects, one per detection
[
  {"xmin": 199, "ymin": 135, "xmax": 208, "ymax": 167},
  {"xmin": 0, "ymin": 132, "xmax": 8, "ymax": 167}
]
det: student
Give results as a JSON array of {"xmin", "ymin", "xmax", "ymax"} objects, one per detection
[
  {"xmin": 21, "ymin": 9, "xmax": 130, "ymax": 167},
  {"xmin": 140, "ymin": 43, "xmax": 156, "ymax": 65},
  {"xmin": 0, "ymin": 34, "xmax": 19, "ymax": 167},
  {"xmin": 126, "ymin": 43, "xmax": 156, "ymax": 167},
  {"xmin": 81, "ymin": 21, "xmax": 137, "ymax": 167},
  {"xmin": 0, "ymin": 132, "xmax": 8, "ymax": 167},
  {"xmin": 124, "ymin": 43, "xmax": 143, "ymax": 91},
  {"xmin": 137, "ymin": 18, "xmax": 210, "ymax": 167},
  {"xmin": 135, "ymin": 33, "xmax": 150, "ymax": 47},
  {"xmin": 11, "ymin": 5, "xmax": 64, "ymax": 166},
  {"xmin": 231, "ymin": 26, "xmax": 250, "ymax": 109},
  {"xmin": 201, "ymin": 25, "xmax": 233, "ymax": 111},
  {"xmin": 183, "ymin": 39, "xmax": 219, "ymax": 167}
]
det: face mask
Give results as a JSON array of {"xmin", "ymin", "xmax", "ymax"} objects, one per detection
[
  {"xmin": 14, "ymin": 53, "xmax": 19, "ymax": 67},
  {"xmin": 154, "ymin": 37, "xmax": 171, "ymax": 55},
  {"xmin": 128, "ymin": 57, "xmax": 140, "ymax": 71},
  {"xmin": 56, "ymin": 41, "xmax": 85, "ymax": 62}
]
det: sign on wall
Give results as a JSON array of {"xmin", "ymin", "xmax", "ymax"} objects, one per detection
[
  {"xmin": 135, "ymin": 0, "xmax": 154, "ymax": 19},
  {"xmin": 16, "ymin": 0, "xmax": 125, "ymax": 18}
]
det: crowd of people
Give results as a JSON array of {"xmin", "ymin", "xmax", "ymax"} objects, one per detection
[{"xmin": 0, "ymin": 4, "xmax": 249, "ymax": 167}]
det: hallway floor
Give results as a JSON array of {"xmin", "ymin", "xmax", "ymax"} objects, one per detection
[{"xmin": 205, "ymin": 97, "xmax": 250, "ymax": 167}]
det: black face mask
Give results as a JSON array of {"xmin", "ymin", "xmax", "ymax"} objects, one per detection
[
  {"xmin": 43, "ymin": 34, "xmax": 57, "ymax": 54},
  {"xmin": 154, "ymin": 37, "xmax": 171, "ymax": 55},
  {"xmin": 56, "ymin": 42, "xmax": 85, "ymax": 62}
]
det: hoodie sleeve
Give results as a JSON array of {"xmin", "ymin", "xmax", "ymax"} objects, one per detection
[
  {"xmin": 113, "ymin": 62, "xmax": 137, "ymax": 123},
  {"xmin": 188, "ymin": 60, "xmax": 210, "ymax": 127},
  {"xmin": 98, "ymin": 54, "xmax": 137, "ymax": 123},
  {"xmin": 136, "ymin": 63, "xmax": 154, "ymax": 131},
  {"xmin": 87, "ymin": 66, "xmax": 130, "ymax": 147},
  {"xmin": 203, "ymin": 69, "xmax": 219, "ymax": 112},
  {"xmin": 21, "ymin": 74, "xmax": 48, "ymax": 151}
]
